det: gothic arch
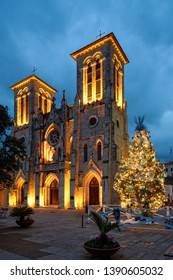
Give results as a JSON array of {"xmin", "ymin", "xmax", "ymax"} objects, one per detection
[
  {"xmin": 43, "ymin": 173, "xmax": 59, "ymax": 206},
  {"xmin": 82, "ymin": 170, "xmax": 102, "ymax": 206},
  {"xmin": 97, "ymin": 140, "xmax": 102, "ymax": 161},
  {"xmin": 44, "ymin": 124, "xmax": 60, "ymax": 162},
  {"xmin": 82, "ymin": 52, "xmax": 104, "ymax": 104},
  {"xmin": 44, "ymin": 123, "xmax": 60, "ymax": 140},
  {"xmin": 15, "ymin": 175, "xmax": 25, "ymax": 206},
  {"xmin": 37, "ymin": 88, "xmax": 51, "ymax": 114},
  {"xmin": 16, "ymin": 87, "xmax": 30, "ymax": 125}
]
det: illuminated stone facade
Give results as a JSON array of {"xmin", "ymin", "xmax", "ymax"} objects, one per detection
[{"xmin": 7, "ymin": 32, "xmax": 129, "ymax": 208}]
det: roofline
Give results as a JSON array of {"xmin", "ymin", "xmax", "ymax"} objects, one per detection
[
  {"xmin": 70, "ymin": 32, "xmax": 129, "ymax": 64},
  {"xmin": 10, "ymin": 74, "xmax": 57, "ymax": 93}
]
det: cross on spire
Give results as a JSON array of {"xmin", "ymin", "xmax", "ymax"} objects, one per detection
[
  {"xmin": 96, "ymin": 30, "xmax": 105, "ymax": 39},
  {"xmin": 32, "ymin": 67, "xmax": 37, "ymax": 74}
]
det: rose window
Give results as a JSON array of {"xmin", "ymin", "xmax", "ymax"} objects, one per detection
[{"xmin": 48, "ymin": 130, "xmax": 59, "ymax": 146}]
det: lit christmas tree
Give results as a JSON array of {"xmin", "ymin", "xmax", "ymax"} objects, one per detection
[{"xmin": 114, "ymin": 117, "xmax": 166, "ymax": 217}]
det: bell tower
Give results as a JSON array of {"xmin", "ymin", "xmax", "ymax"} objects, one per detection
[
  {"xmin": 10, "ymin": 74, "xmax": 57, "ymax": 207},
  {"xmin": 70, "ymin": 33, "xmax": 129, "ymax": 207},
  {"xmin": 11, "ymin": 74, "xmax": 57, "ymax": 128}
]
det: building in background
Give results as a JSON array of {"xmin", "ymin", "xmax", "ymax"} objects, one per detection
[
  {"xmin": 1, "ymin": 33, "xmax": 129, "ymax": 208},
  {"xmin": 164, "ymin": 161, "xmax": 173, "ymax": 203}
]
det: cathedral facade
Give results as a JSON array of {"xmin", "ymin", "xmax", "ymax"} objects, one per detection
[{"xmin": 6, "ymin": 32, "xmax": 129, "ymax": 208}]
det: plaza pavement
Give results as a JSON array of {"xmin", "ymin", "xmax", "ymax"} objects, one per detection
[{"xmin": 0, "ymin": 208, "xmax": 173, "ymax": 260}]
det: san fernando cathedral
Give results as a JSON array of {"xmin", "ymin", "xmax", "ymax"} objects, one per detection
[{"xmin": 0, "ymin": 32, "xmax": 129, "ymax": 208}]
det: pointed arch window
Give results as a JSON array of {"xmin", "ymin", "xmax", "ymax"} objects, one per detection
[
  {"xmin": 44, "ymin": 98, "xmax": 47, "ymax": 114},
  {"xmin": 38, "ymin": 89, "xmax": 51, "ymax": 114},
  {"xmin": 21, "ymin": 96, "xmax": 24, "ymax": 125},
  {"xmin": 114, "ymin": 59, "xmax": 123, "ymax": 109},
  {"xmin": 97, "ymin": 141, "xmax": 102, "ymax": 161},
  {"xmin": 17, "ymin": 88, "xmax": 30, "ymax": 126},
  {"xmin": 84, "ymin": 144, "xmax": 88, "ymax": 162},
  {"xmin": 96, "ymin": 59, "xmax": 101, "ymax": 100},
  {"xmin": 83, "ymin": 53, "xmax": 104, "ymax": 105},
  {"xmin": 87, "ymin": 63, "xmax": 92, "ymax": 103},
  {"xmin": 39, "ymin": 95, "xmax": 42, "ymax": 111},
  {"xmin": 26, "ymin": 94, "xmax": 29, "ymax": 123}
]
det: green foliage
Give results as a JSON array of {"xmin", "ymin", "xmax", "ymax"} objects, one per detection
[
  {"xmin": 0, "ymin": 105, "xmax": 12, "ymax": 135},
  {"xmin": 0, "ymin": 105, "xmax": 26, "ymax": 187},
  {"xmin": 114, "ymin": 124, "xmax": 166, "ymax": 215},
  {"xmin": 10, "ymin": 206, "xmax": 34, "ymax": 222},
  {"xmin": 87, "ymin": 210, "xmax": 120, "ymax": 249},
  {"xmin": 90, "ymin": 210, "xmax": 117, "ymax": 234}
]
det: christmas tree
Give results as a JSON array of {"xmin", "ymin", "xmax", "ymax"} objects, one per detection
[{"xmin": 114, "ymin": 117, "xmax": 166, "ymax": 217}]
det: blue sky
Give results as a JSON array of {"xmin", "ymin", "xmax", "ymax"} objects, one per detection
[{"xmin": 1, "ymin": 0, "xmax": 173, "ymax": 163}]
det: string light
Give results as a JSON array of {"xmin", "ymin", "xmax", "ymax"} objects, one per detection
[{"xmin": 114, "ymin": 124, "xmax": 167, "ymax": 217}]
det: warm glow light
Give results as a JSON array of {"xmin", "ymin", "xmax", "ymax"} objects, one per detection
[
  {"xmin": 114, "ymin": 125, "xmax": 166, "ymax": 216},
  {"xmin": 39, "ymin": 195, "xmax": 44, "ymax": 207},
  {"xmin": 16, "ymin": 90, "xmax": 29, "ymax": 126},
  {"xmin": 82, "ymin": 56, "xmax": 103, "ymax": 105},
  {"xmin": 9, "ymin": 191, "xmax": 17, "ymax": 207},
  {"xmin": 28, "ymin": 196, "xmax": 35, "ymax": 207},
  {"xmin": 75, "ymin": 195, "xmax": 83, "ymax": 209}
]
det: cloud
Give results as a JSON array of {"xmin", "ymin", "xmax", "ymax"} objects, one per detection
[{"xmin": 1, "ymin": 0, "xmax": 173, "ymax": 163}]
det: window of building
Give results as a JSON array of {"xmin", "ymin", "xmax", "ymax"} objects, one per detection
[
  {"xmin": 114, "ymin": 55, "xmax": 123, "ymax": 108},
  {"xmin": 96, "ymin": 59, "xmax": 101, "ymax": 100},
  {"xmin": 39, "ymin": 95, "xmax": 42, "ymax": 111},
  {"xmin": 48, "ymin": 130, "xmax": 60, "ymax": 146},
  {"xmin": 17, "ymin": 87, "xmax": 29, "ymax": 126},
  {"xmin": 97, "ymin": 141, "xmax": 102, "ymax": 161},
  {"xmin": 21, "ymin": 96, "xmax": 24, "ymax": 124},
  {"xmin": 83, "ymin": 53, "xmax": 103, "ymax": 104},
  {"xmin": 89, "ymin": 116, "xmax": 98, "ymax": 127},
  {"xmin": 115, "ymin": 70, "xmax": 123, "ymax": 108},
  {"xmin": 38, "ymin": 88, "xmax": 51, "ymax": 114},
  {"xmin": 26, "ymin": 95, "xmax": 29, "ymax": 123},
  {"xmin": 84, "ymin": 144, "xmax": 88, "ymax": 162},
  {"xmin": 87, "ymin": 63, "xmax": 92, "ymax": 103},
  {"xmin": 44, "ymin": 98, "xmax": 47, "ymax": 114}
]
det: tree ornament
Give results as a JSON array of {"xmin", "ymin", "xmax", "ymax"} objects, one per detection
[{"xmin": 114, "ymin": 117, "xmax": 166, "ymax": 217}]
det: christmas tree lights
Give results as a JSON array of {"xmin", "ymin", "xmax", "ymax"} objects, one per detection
[{"xmin": 114, "ymin": 117, "xmax": 166, "ymax": 217}]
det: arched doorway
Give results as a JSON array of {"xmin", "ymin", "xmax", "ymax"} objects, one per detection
[
  {"xmin": 89, "ymin": 177, "xmax": 99, "ymax": 205},
  {"xmin": 20, "ymin": 184, "xmax": 24, "ymax": 205},
  {"xmin": 44, "ymin": 173, "xmax": 59, "ymax": 206},
  {"xmin": 16, "ymin": 178, "xmax": 25, "ymax": 205},
  {"xmin": 50, "ymin": 179, "xmax": 59, "ymax": 205}
]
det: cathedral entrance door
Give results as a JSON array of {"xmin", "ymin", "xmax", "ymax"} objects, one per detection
[
  {"xmin": 89, "ymin": 177, "xmax": 99, "ymax": 205},
  {"xmin": 17, "ymin": 183, "xmax": 24, "ymax": 205},
  {"xmin": 21, "ymin": 184, "xmax": 24, "ymax": 205},
  {"xmin": 50, "ymin": 179, "xmax": 59, "ymax": 205}
]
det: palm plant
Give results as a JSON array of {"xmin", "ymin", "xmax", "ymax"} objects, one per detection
[
  {"xmin": 10, "ymin": 206, "xmax": 34, "ymax": 222},
  {"xmin": 86, "ymin": 210, "xmax": 120, "ymax": 248}
]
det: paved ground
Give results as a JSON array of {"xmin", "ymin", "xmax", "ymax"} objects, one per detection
[{"xmin": 0, "ymin": 208, "xmax": 173, "ymax": 260}]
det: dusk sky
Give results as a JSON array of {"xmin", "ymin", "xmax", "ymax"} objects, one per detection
[{"xmin": 1, "ymin": 0, "xmax": 173, "ymax": 163}]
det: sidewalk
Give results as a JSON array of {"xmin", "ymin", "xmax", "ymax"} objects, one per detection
[{"xmin": 0, "ymin": 208, "xmax": 173, "ymax": 260}]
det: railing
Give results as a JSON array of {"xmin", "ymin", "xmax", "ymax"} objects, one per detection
[{"xmin": 86, "ymin": 205, "xmax": 173, "ymax": 230}]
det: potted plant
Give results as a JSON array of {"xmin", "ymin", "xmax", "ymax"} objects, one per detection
[
  {"xmin": 83, "ymin": 210, "xmax": 120, "ymax": 259},
  {"xmin": 10, "ymin": 206, "xmax": 34, "ymax": 228}
]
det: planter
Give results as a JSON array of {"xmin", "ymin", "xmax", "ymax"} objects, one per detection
[
  {"xmin": 16, "ymin": 219, "xmax": 34, "ymax": 228},
  {"xmin": 83, "ymin": 242, "xmax": 120, "ymax": 259}
]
